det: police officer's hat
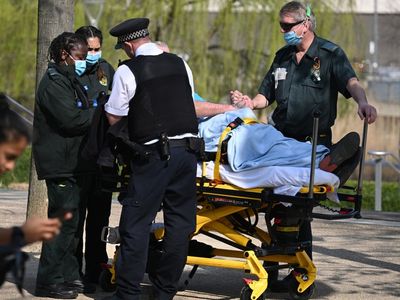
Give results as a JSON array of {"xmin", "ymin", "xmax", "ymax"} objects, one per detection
[{"xmin": 109, "ymin": 18, "xmax": 150, "ymax": 49}]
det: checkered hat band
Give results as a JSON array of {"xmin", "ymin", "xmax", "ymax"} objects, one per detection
[{"xmin": 118, "ymin": 28, "xmax": 149, "ymax": 43}]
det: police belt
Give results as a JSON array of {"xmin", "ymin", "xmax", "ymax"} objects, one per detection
[
  {"xmin": 142, "ymin": 138, "xmax": 190, "ymax": 150},
  {"xmin": 140, "ymin": 137, "xmax": 205, "ymax": 161}
]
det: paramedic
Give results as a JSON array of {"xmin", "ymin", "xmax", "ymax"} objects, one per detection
[
  {"xmin": 231, "ymin": 1, "xmax": 377, "ymax": 146},
  {"xmin": 34, "ymin": 32, "xmax": 96, "ymax": 298},
  {"xmin": 230, "ymin": 1, "xmax": 377, "ymax": 292},
  {"xmin": 74, "ymin": 25, "xmax": 115, "ymax": 285},
  {"xmin": 105, "ymin": 18, "xmax": 198, "ymax": 300}
]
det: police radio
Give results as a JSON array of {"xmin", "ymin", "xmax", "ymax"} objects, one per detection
[{"xmin": 159, "ymin": 133, "xmax": 170, "ymax": 161}]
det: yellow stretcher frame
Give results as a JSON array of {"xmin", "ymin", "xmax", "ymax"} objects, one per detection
[
  {"xmin": 101, "ymin": 119, "xmax": 368, "ymax": 299},
  {"xmin": 149, "ymin": 177, "xmax": 325, "ymax": 300}
]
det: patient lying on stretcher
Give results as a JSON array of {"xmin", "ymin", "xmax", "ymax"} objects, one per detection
[{"xmin": 196, "ymin": 108, "xmax": 359, "ymax": 199}]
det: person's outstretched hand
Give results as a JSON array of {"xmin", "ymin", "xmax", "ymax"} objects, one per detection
[{"xmin": 21, "ymin": 213, "xmax": 72, "ymax": 244}]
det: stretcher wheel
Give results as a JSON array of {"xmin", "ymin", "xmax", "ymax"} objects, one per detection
[
  {"xmin": 240, "ymin": 285, "xmax": 266, "ymax": 300},
  {"xmin": 99, "ymin": 269, "xmax": 116, "ymax": 292},
  {"xmin": 288, "ymin": 276, "xmax": 315, "ymax": 300}
]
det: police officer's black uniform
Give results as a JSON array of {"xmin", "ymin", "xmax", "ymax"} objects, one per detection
[
  {"xmin": 75, "ymin": 58, "xmax": 115, "ymax": 283},
  {"xmin": 258, "ymin": 36, "xmax": 358, "ymax": 260},
  {"xmin": 107, "ymin": 18, "xmax": 199, "ymax": 300}
]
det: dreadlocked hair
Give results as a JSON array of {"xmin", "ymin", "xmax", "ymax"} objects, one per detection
[{"xmin": 48, "ymin": 32, "xmax": 87, "ymax": 64}]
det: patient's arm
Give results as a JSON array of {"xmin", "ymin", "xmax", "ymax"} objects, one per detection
[{"xmin": 194, "ymin": 101, "xmax": 236, "ymax": 118}]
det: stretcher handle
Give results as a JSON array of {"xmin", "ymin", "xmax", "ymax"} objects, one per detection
[
  {"xmin": 353, "ymin": 119, "xmax": 368, "ymax": 218},
  {"xmin": 357, "ymin": 119, "xmax": 368, "ymax": 195},
  {"xmin": 308, "ymin": 110, "xmax": 321, "ymax": 199}
]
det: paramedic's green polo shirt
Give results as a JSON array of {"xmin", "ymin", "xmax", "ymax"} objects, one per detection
[{"xmin": 259, "ymin": 36, "xmax": 357, "ymax": 139}]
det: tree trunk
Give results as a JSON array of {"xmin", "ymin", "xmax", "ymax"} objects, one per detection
[{"xmin": 26, "ymin": 0, "xmax": 74, "ymax": 251}]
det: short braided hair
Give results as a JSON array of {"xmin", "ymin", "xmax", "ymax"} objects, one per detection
[{"xmin": 75, "ymin": 25, "xmax": 103, "ymax": 45}]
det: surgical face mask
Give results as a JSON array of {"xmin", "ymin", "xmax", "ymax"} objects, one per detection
[
  {"xmin": 284, "ymin": 30, "xmax": 303, "ymax": 46},
  {"xmin": 86, "ymin": 51, "xmax": 102, "ymax": 65},
  {"xmin": 69, "ymin": 54, "xmax": 87, "ymax": 76}
]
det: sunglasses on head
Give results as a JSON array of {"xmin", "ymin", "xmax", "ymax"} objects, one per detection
[{"xmin": 279, "ymin": 19, "xmax": 305, "ymax": 32}]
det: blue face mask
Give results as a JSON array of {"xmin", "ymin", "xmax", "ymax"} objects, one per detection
[
  {"xmin": 284, "ymin": 30, "xmax": 303, "ymax": 46},
  {"xmin": 86, "ymin": 51, "xmax": 102, "ymax": 65},
  {"xmin": 68, "ymin": 54, "xmax": 87, "ymax": 76},
  {"xmin": 74, "ymin": 60, "xmax": 87, "ymax": 76}
]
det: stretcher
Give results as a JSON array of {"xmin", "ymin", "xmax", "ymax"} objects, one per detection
[{"xmin": 99, "ymin": 118, "xmax": 368, "ymax": 300}]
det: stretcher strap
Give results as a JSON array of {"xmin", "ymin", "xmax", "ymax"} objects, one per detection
[{"xmin": 213, "ymin": 117, "xmax": 258, "ymax": 182}]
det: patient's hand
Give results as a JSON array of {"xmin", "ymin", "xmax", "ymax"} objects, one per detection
[{"xmin": 230, "ymin": 90, "xmax": 253, "ymax": 109}]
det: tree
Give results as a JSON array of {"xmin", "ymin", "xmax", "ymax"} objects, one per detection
[
  {"xmin": 26, "ymin": 0, "xmax": 75, "ymax": 250},
  {"xmin": 0, "ymin": 0, "xmax": 357, "ymax": 110}
]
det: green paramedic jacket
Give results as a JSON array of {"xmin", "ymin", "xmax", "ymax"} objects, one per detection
[
  {"xmin": 33, "ymin": 63, "xmax": 96, "ymax": 180},
  {"xmin": 77, "ymin": 58, "xmax": 114, "ymax": 103},
  {"xmin": 258, "ymin": 35, "xmax": 357, "ymax": 138}
]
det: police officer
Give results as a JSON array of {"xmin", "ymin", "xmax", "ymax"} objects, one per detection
[
  {"xmin": 230, "ymin": 1, "xmax": 377, "ymax": 292},
  {"xmin": 74, "ymin": 25, "xmax": 115, "ymax": 285},
  {"xmin": 34, "ymin": 32, "xmax": 96, "ymax": 299},
  {"xmin": 104, "ymin": 18, "xmax": 199, "ymax": 300}
]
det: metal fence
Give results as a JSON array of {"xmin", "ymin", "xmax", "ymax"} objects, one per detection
[{"xmin": 368, "ymin": 150, "xmax": 400, "ymax": 211}]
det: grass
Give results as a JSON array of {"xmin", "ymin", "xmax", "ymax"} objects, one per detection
[{"xmin": 347, "ymin": 180, "xmax": 400, "ymax": 212}]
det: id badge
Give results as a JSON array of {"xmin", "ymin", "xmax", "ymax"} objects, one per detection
[{"xmin": 274, "ymin": 67, "xmax": 287, "ymax": 89}]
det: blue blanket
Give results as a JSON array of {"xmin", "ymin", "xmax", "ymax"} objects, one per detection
[{"xmin": 198, "ymin": 108, "xmax": 330, "ymax": 172}]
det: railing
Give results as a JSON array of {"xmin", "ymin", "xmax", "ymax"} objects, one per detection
[
  {"xmin": 367, "ymin": 150, "xmax": 400, "ymax": 211},
  {"xmin": 3, "ymin": 94, "xmax": 33, "ymax": 128}
]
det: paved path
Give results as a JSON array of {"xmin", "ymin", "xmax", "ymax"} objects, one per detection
[{"xmin": 1, "ymin": 189, "xmax": 399, "ymax": 299}]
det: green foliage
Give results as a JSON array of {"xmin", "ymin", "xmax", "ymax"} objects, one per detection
[
  {"xmin": 0, "ymin": 1, "xmax": 38, "ymax": 109},
  {"xmin": 0, "ymin": 0, "xmax": 359, "ymax": 108},
  {"xmin": 330, "ymin": 180, "xmax": 400, "ymax": 212},
  {"xmin": 0, "ymin": 147, "xmax": 31, "ymax": 187},
  {"xmin": 356, "ymin": 180, "xmax": 400, "ymax": 212}
]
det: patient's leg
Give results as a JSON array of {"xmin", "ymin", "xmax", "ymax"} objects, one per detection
[{"xmin": 319, "ymin": 131, "xmax": 360, "ymax": 172}]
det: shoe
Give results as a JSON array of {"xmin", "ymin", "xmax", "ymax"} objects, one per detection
[
  {"xmin": 319, "ymin": 132, "xmax": 360, "ymax": 172},
  {"xmin": 140, "ymin": 285, "xmax": 156, "ymax": 300},
  {"xmin": 35, "ymin": 283, "xmax": 78, "ymax": 299},
  {"xmin": 267, "ymin": 273, "xmax": 291, "ymax": 293},
  {"xmin": 83, "ymin": 272, "xmax": 100, "ymax": 284},
  {"xmin": 64, "ymin": 279, "xmax": 96, "ymax": 294},
  {"xmin": 334, "ymin": 148, "xmax": 362, "ymax": 186}
]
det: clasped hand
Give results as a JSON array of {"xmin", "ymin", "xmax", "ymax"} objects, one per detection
[{"xmin": 230, "ymin": 90, "xmax": 253, "ymax": 109}]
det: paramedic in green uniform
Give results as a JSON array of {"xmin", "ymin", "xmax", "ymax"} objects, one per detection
[
  {"xmin": 231, "ymin": 1, "xmax": 377, "ymax": 146},
  {"xmin": 34, "ymin": 32, "xmax": 94, "ymax": 299},
  {"xmin": 230, "ymin": 1, "xmax": 377, "ymax": 292},
  {"xmin": 74, "ymin": 25, "xmax": 115, "ymax": 285}
]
